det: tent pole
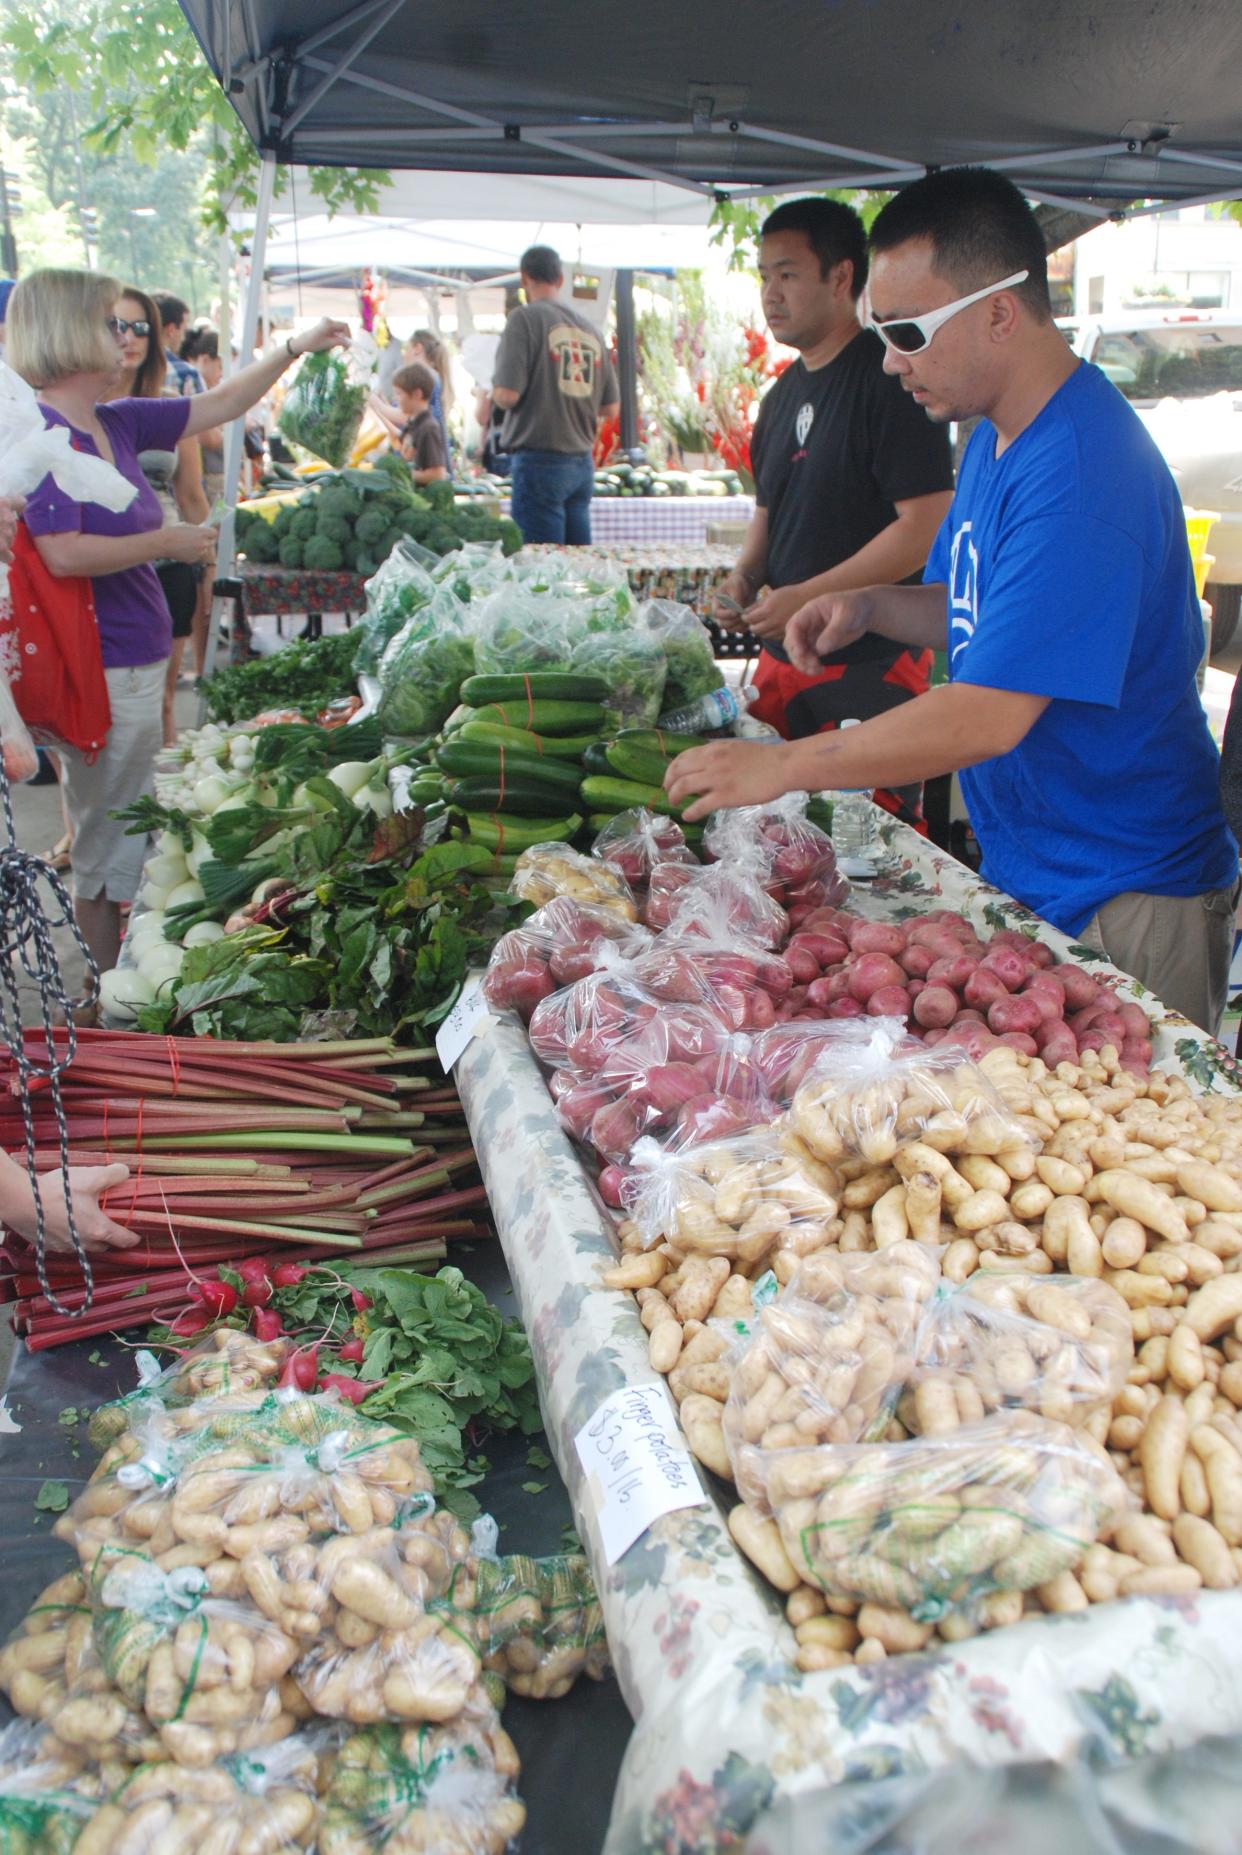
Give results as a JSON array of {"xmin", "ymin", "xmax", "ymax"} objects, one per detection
[
  {"xmin": 615, "ymin": 268, "xmax": 639, "ymax": 455},
  {"xmin": 199, "ymin": 149, "xmax": 277, "ymax": 715}
]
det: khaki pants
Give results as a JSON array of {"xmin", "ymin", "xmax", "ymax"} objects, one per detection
[{"xmin": 1079, "ymin": 878, "xmax": 1241, "ymax": 1038}]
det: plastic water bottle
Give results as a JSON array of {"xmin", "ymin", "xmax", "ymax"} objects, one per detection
[
  {"xmin": 830, "ymin": 719, "xmax": 878, "ymax": 872},
  {"xmin": 658, "ymin": 683, "xmax": 758, "ymax": 733}
]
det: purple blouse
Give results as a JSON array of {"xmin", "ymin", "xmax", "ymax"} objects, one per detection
[{"xmin": 23, "ymin": 396, "xmax": 193, "ymax": 668}]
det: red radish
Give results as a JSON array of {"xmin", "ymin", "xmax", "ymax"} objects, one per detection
[
  {"xmin": 279, "ymin": 1346, "xmax": 319, "ymax": 1391},
  {"xmin": 193, "ymin": 1278, "xmax": 238, "ymax": 1318},
  {"xmin": 866, "ymin": 984, "xmax": 912, "ymax": 1018},
  {"xmin": 171, "ymin": 1306, "xmax": 212, "ymax": 1337},
  {"xmin": 242, "ymin": 1279, "xmax": 273, "ymax": 1309},
  {"xmin": 912, "ymin": 984, "xmax": 958, "ymax": 1029},
  {"xmin": 236, "ymin": 1256, "xmax": 271, "ymax": 1283},
  {"xmin": 318, "ymin": 1372, "xmax": 380, "ymax": 1404},
  {"xmin": 272, "ymin": 1262, "xmax": 309, "ymax": 1289},
  {"xmin": 847, "ymin": 952, "xmax": 906, "ymax": 1002},
  {"xmin": 350, "ymin": 1288, "xmax": 372, "ymax": 1313},
  {"xmin": 338, "ymin": 1337, "xmax": 366, "ymax": 1364},
  {"xmin": 253, "ymin": 1308, "xmax": 284, "ymax": 1342}
]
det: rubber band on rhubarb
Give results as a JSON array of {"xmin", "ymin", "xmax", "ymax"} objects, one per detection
[{"xmin": 165, "ymin": 1036, "xmax": 182, "ymax": 1099}]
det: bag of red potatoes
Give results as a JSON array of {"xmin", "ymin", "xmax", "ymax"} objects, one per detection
[
  {"xmin": 482, "ymin": 898, "xmax": 652, "ymax": 1023},
  {"xmin": 591, "ymin": 806, "xmax": 697, "ymax": 897},
  {"xmin": 702, "ymin": 793, "xmax": 850, "ymax": 922}
]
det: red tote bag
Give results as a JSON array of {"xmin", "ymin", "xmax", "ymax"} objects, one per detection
[{"xmin": 0, "ymin": 520, "xmax": 111, "ymax": 758}]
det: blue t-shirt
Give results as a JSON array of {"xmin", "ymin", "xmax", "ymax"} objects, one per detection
[{"xmin": 924, "ymin": 360, "xmax": 1236, "ymax": 936}]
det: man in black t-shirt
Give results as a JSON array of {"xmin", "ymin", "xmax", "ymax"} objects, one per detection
[{"xmin": 718, "ymin": 200, "xmax": 954, "ymax": 822}]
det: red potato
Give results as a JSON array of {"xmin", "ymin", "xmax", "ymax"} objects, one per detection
[
  {"xmin": 847, "ymin": 952, "xmax": 907, "ymax": 1002},
  {"xmin": 806, "ymin": 971, "xmax": 852, "ymax": 1008},
  {"xmin": 1122, "ymin": 1036, "xmax": 1153, "ymax": 1064},
  {"xmin": 714, "ymin": 984, "xmax": 748, "ymax": 1030},
  {"xmin": 987, "ymin": 994, "xmax": 1045, "ymax": 1037},
  {"xmin": 1116, "ymin": 1000, "xmax": 1152, "ymax": 1042},
  {"xmin": 677, "ymin": 1094, "xmax": 756, "ymax": 1144},
  {"xmin": 954, "ymin": 1008, "xmax": 986, "ymax": 1025},
  {"xmin": 663, "ymin": 1010, "xmax": 727, "ymax": 1062},
  {"xmin": 927, "ymin": 953, "xmax": 979, "ymax": 992},
  {"xmin": 1052, "ymin": 965, "xmax": 1101, "ymax": 1010},
  {"xmin": 785, "ymin": 945, "xmax": 820, "ymax": 985},
  {"xmin": 1086, "ymin": 1010, "xmax": 1128, "ymax": 1047},
  {"xmin": 912, "ymin": 984, "xmax": 959, "ymax": 1029},
  {"xmin": 985, "ymin": 930, "xmax": 1034, "ymax": 954},
  {"xmin": 754, "ymin": 955, "xmax": 795, "ymax": 998},
  {"xmin": 1019, "ymin": 980, "xmax": 1065, "ymax": 1024},
  {"xmin": 790, "ymin": 929, "xmax": 850, "ymax": 967},
  {"xmin": 907, "ymin": 978, "xmax": 927, "ymax": 999},
  {"xmin": 558, "ymin": 1082, "xmax": 613, "ymax": 1141},
  {"xmin": 995, "ymin": 1032, "xmax": 1039, "ymax": 1055},
  {"xmin": 596, "ymin": 1165, "xmax": 627, "ymax": 1209},
  {"xmin": 979, "ymin": 946, "xmax": 1028, "ymax": 992},
  {"xmin": 900, "ymin": 943, "xmax": 937, "ymax": 979},
  {"xmin": 590, "ymin": 1096, "xmax": 645, "ymax": 1160},
  {"xmin": 846, "ymin": 921, "xmax": 908, "ymax": 958},
  {"xmin": 908, "ymin": 922, "xmax": 969, "ymax": 955},
  {"xmin": 643, "ymin": 1063, "xmax": 711, "ymax": 1114},
  {"xmin": 964, "ymin": 966, "xmax": 1009, "ymax": 1011},
  {"xmin": 939, "ymin": 1023, "xmax": 997, "ymax": 1061},
  {"xmin": 867, "ymin": 984, "xmax": 913, "ymax": 1018},
  {"xmin": 1038, "ymin": 1025, "xmax": 1079, "ymax": 1066},
  {"xmin": 483, "ymin": 958, "xmax": 555, "ymax": 1022},
  {"xmin": 828, "ymin": 996, "xmax": 865, "ymax": 1019},
  {"xmin": 1028, "ymin": 941, "xmax": 1056, "ymax": 969},
  {"xmin": 746, "ymin": 989, "xmax": 778, "ymax": 1029}
]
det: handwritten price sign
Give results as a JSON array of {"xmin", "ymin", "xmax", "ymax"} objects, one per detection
[{"xmin": 574, "ymin": 1381, "xmax": 710, "ymax": 1565}]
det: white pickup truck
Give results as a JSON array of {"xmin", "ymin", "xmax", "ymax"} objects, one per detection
[{"xmin": 1062, "ymin": 309, "xmax": 1242, "ymax": 651}]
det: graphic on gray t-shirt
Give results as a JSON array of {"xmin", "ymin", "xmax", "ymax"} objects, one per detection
[{"xmin": 493, "ymin": 299, "xmax": 618, "ymax": 455}]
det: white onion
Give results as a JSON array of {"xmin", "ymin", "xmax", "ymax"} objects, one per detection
[
  {"xmin": 183, "ymin": 921, "xmax": 225, "ymax": 947},
  {"xmin": 166, "ymin": 878, "xmax": 205, "ymax": 910},
  {"xmin": 100, "ymin": 968, "xmax": 156, "ymax": 1023}
]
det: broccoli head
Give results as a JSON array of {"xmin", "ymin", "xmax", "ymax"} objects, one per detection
[
  {"xmin": 315, "ymin": 513, "xmax": 352, "ymax": 546},
  {"xmin": 290, "ymin": 508, "xmax": 319, "ymax": 541},
  {"xmin": 378, "ymin": 525, "xmax": 406, "ymax": 559},
  {"xmin": 272, "ymin": 506, "xmax": 298, "ymax": 541},
  {"xmin": 242, "ymin": 522, "xmax": 280, "ymax": 564},
  {"xmin": 426, "ymin": 526, "xmax": 461, "ymax": 556},
  {"xmin": 355, "ymin": 506, "xmax": 391, "ymax": 548},
  {"xmin": 422, "ymin": 479, "xmax": 455, "ymax": 517},
  {"xmin": 278, "ymin": 537, "xmax": 305, "ymax": 569},
  {"xmin": 398, "ymin": 509, "xmax": 433, "ymax": 541},
  {"xmin": 303, "ymin": 535, "xmax": 345, "ymax": 571},
  {"xmin": 316, "ymin": 486, "xmax": 357, "ymax": 524}
]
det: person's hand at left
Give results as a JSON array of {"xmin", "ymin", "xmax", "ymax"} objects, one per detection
[
  {"xmin": 291, "ymin": 319, "xmax": 352, "ymax": 357},
  {"xmin": 0, "ymin": 494, "xmax": 25, "ymax": 567},
  {"xmin": 741, "ymin": 581, "xmax": 810, "ymax": 642},
  {"xmin": 4, "ymin": 1161, "xmax": 139, "ymax": 1252},
  {"xmin": 664, "ymin": 738, "xmax": 800, "ymax": 822}
]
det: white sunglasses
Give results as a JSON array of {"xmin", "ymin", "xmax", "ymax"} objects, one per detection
[{"xmin": 867, "ymin": 270, "xmax": 1030, "ymax": 355}]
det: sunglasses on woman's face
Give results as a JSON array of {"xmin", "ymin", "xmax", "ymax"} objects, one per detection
[
  {"xmin": 107, "ymin": 316, "xmax": 152, "ymax": 338},
  {"xmin": 867, "ymin": 270, "xmax": 1030, "ymax": 355}
]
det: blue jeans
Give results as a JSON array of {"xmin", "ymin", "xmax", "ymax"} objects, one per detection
[{"xmin": 509, "ymin": 450, "xmax": 595, "ymax": 545}]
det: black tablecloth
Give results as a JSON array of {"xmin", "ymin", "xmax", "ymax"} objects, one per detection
[{"xmin": 0, "ymin": 1239, "xmax": 632, "ymax": 1853}]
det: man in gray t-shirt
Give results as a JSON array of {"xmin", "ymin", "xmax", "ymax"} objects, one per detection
[{"xmin": 492, "ymin": 245, "xmax": 619, "ymax": 545}]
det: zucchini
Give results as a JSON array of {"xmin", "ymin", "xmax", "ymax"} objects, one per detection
[
  {"xmin": 407, "ymin": 776, "xmax": 447, "ymax": 804},
  {"xmin": 448, "ymin": 775, "xmax": 580, "ymax": 817},
  {"xmin": 461, "ymin": 672, "xmax": 611, "ymax": 706},
  {"xmin": 465, "ymin": 811, "xmax": 582, "ymax": 851},
  {"xmin": 457, "ymin": 719, "xmax": 602, "ymax": 762},
  {"xmin": 582, "ymin": 741, "xmax": 615, "ymax": 776},
  {"xmin": 621, "ymin": 727, "xmax": 712, "ymax": 755},
  {"xmin": 434, "ymin": 739, "xmax": 584, "ymax": 794},
  {"xmin": 579, "ymin": 774, "xmax": 688, "ymax": 819},
  {"xmin": 605, "ymin": 738, "xmax": 672, "ymax": 788},
  {"xmin": 471, "ymin": 699, "xmax": 607, "ymax": 736}
]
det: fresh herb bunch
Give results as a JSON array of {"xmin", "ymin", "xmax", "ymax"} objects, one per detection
[
  {"xmin": 278, "ymin": 349, "xmax": 370, "ymax": 468},
  {"xmin": 201, "ymin": 628, "xmax": 359, "ymax": 725}
]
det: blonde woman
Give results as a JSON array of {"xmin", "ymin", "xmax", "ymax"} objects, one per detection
[{"xmin": 8, "ymin": 268, "xmax": 347, "ymax": 974}]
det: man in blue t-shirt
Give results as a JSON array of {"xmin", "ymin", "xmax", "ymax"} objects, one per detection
[{"xmin": 665, "ymin": 167, "xmax": 1239, "ymax": 1033}]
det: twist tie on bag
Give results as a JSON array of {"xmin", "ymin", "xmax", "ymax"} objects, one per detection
[
  {"xmin": 470, "ymin": 1514, "xmax": 501, "ymax": 1561},
  {"xmin": 134, "ymin": 1350, "xmax": 162, "ymax": 1388}
]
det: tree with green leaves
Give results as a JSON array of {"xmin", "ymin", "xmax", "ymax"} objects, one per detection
[{"xmin": 2, "ymin": 0, "xmax": 385, "ymax": 285}]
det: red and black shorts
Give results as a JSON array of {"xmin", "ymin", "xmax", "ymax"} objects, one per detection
[{"xmin": 751, "ymin": 647, "xmax": 933, "ymax": 830}]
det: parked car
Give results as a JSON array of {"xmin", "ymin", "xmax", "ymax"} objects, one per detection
[{"xmin": 1062, "ymin": 310, "xmax": 1242, "ymax": 650}]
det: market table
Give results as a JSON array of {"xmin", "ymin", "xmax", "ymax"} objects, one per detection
[
  {"xmin": 501, "ymin": 495, "xmax": 755, "ymax": 548},
  {"xmin": 0, "ymin": 1239, "xmax": 632, "ymax": 1851},
  {"xmin": 456, "ymin": 814, "xmax": 1242, "ymax": 1855}
]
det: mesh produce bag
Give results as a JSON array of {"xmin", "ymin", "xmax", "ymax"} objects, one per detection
[
  {"xmin": 447, "ymin": 1552, "xmax": 609, "ymax": 1702},
  {"xmin": 0, "ymin": 1721, "xmax": 101, "ymax": 1855}
]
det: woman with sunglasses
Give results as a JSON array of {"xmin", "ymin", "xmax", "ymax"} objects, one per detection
[
  {"xmin": 667, "ymin": 168, "xmax": 1237, "ymax": 1036},
  {"xmin": 113, "ymin": 286, "xmax": 210, "ymax": 748},
  {"xmin": 7, "ymin": 268, "xmax": 348, "ymax": 978}
]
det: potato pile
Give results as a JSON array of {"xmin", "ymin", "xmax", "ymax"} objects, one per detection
[
  {"xmin": 604, "ymin": 1041, "xmax": 1242, "ymax": 1669},
  {"xmin": 0, "ymin": 1331, "xmax": 530, "ymax": 1854},
  {"xmin": 319, "ymin": 1716, "xmax": 526, "ymax": 1855}
]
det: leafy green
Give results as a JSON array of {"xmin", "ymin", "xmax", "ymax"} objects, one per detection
[
  {"xmin": 34, "ymin": 1480, "xmax": 69, "ymax": 1513},
  {"xmin": 202, "ymin": 628, "xmax": 359, "ymax": 726},
  {"xmin": 377, "ymin": 622, "xmax": 476, "ymax": 740},
  {"xmin": 279, "ymin": 349, "xmax": 370, "ymax": 468},
  {"xmin": 112, "ymin": 792, "xmax": 196, "ymax": 847},
  {"xmin": 571, "ymin": 627, "xmax": 667, "ymax": 729},
  {"xmin": 521, "ymin": 1481, "xmax": 548, "ymax": 1497}
]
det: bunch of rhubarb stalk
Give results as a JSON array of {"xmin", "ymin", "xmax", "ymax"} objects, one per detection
[{"xmin": 1, "ymin": 1030, "xmax": 490, "ymax": 1349}]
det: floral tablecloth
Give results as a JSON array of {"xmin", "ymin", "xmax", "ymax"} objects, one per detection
[{"xmin": 456, "ymin": 814, "xmax": 1242, "ymax": 1855}]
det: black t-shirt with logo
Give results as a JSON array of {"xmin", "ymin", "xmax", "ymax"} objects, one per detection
[{"xmin": 749, "ymin": 328, "xmax": 954, "ymax": 664}]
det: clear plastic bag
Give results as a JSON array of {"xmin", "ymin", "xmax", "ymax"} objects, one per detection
[
  {"xmin": 0, "ymin": 1720, "xmax": 101, "ymax": 1855},
  {"xmin": 449, "ymin": 1552, "xmax": 609, "ymax": 1702},
  {"xmin": 570, "ymin": 627, "xmax": 667, "ymax": 729},
  {"xmin": 591, "ymin": 806, "xmax": 697, "ymax": 895},
  {"xmin": 482, "ymin": 897, "xmax": 652, "ymax": 1022},
  {"xmin": 319, "ymin": 1712, "xmax": 526, "ymax": 1855},
  {"xmin": 640, "ymin": 858, "xmax": 701, "ymax": 931},
  {"xmin": 639, "ymin": 599, "xmax": 724, "ymax": 709},
  {"xmin": 905, "ymin": 1272, "xmax": 1133, "ymax": 1434},
  {"xmin": 290, "ymin": 1505, "xmax": 481, "ymax": 1725},
  {"xmin": 764, "ymin": 1409, "xmax": 1132, "ymax": 1620},
  {"xmin": 788, "ymin": 1017, "xmax": 1030, "ymax": 1167},
  {"xmin": 278, "ymin": 337, "xmax": 378, "ymax": 468},
  {"xmin": 0, "ymin": 658, "xmax": 37, "ymax": 783},
  {"xmin": 469, "ymin": 584, "xmax": 577, "ymax": 677},
  {"xmin": 353, "ymin": 543, "xmax": 437, "ymax": 676},
  {"xmin": 749, "ymin": 1021, "xmax": 864, "ymax": 1104},
  {"xmin": 663, "ymin": 861, "xmax": 790, "ymax": 951},
  {"xmin": 377, "ymin": 590, "xmax": 476, "ymax": 738},
  {"xmin": 704, "ymin": 792, "xmax": 849, "ymax": 920},
  {"xmin": 626, "ymin": 1121, "xmax": 842, "ymax": 1267},
  {"xmin": 723, "ymin": 1244, "xmax": 941, "ymax": 1510},
  {"xmin": 508, "ymin": 843, "xmax": 637, "ymax": 919},
  {"xmin": 88, "ymin": 1328, "xmax": 293, "ymax": 1455},
  {"xmin": 0, "ymin": 1570, "xmax": 92, "ymax": 1727},
  {"xmin": 79, "ymin": 1729, "xmax": 323, "ymax": 1853}
]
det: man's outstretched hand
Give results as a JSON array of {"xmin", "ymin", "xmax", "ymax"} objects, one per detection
[{"xmin": 664, "ymin": 738, "xmax": 800, "ymax": 822}]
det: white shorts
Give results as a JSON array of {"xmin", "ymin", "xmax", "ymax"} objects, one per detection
[{"xmin": 59, "ymin": 659, "xmax": 167, "ymax": 903}]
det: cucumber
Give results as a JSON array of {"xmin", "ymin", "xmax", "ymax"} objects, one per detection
[
  {"xmin": 465, "ymin": 811, "xmax": 582, "ymax": 851},
  {"xmin": 448, "ymin": 775, "xmax": 579, "ymax": 817},
  {"xmin": 461, "ymin": 672, "xmax": 611, "ymax": 706},
  {"xmin": 471, "ymin": 699, "xmax": 607, "ymax": 736},
  {"xmin": 579, "ymin": 774, "xmax": 688, "ymax": 819},
  {"xmin": 434, "ymin": 739, "xmax": 584, "ymax": 794},
  {"xmin": 621, "ymin": 727, "xmax": 712, "ymax": 755},
  {"xmin": 605, "ymin": 738, "xmax": 673, "ymax": 788},
  {"xmin": 407, "ymin": 776, "xmax": 447, "ymax": 804},
  {"xmin": 582, "ymin": 741, "xmax": 615, "ymax": 776}
]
